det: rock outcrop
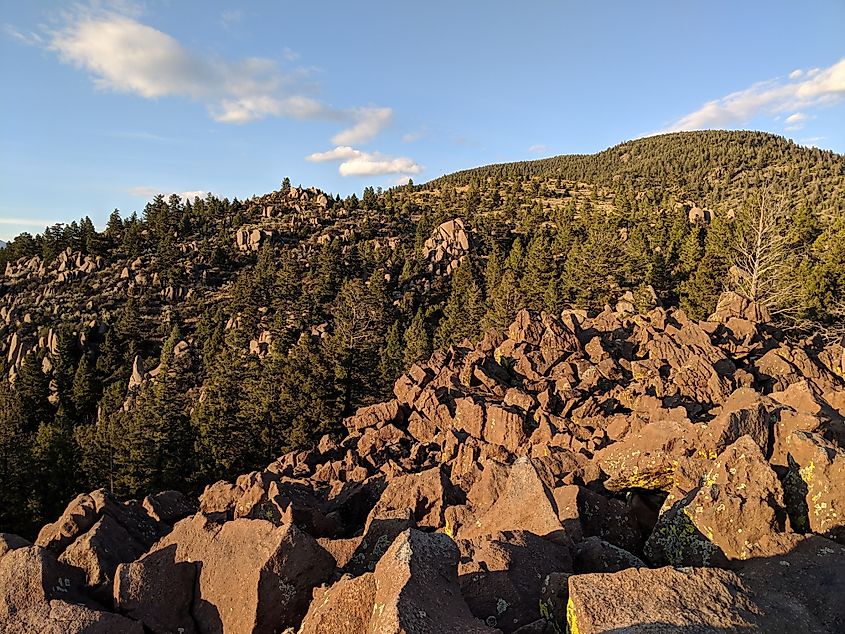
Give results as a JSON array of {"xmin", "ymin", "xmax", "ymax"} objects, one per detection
[{"xmin": 4, "ymin": 304, "xmax": 845, "ymax": 632}]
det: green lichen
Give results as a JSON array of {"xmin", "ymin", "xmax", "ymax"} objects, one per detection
[{"xmin": 646, "ymin": 501, "xmax": 717, "ymax": 566}]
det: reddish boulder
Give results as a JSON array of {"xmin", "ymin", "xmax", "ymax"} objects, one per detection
[
  {"xmin": 0, "ymin": 545, "xmax": 142, "ymax": 633},
  {"xmin": 785, "ymin": 431, "xmax": 845, "ymax": 542},
  {"xmin": 571, "ymin": 536, "xmax": 645, "ymax": 574},
  {"xmin": 142, "ymin": 490, "xmax": 195, "ymax": 525},
  {"xmin": 645, "ymin": 436, "xmax": 793, "ymax": 565},
  {"xmin": 58, "ymin": 514, "xmax": 148, "ymax": 592},
  {"xmin": 461, "ymin": 457, "xmax": 564, "ymax": 540},
  {"xmin": 148, "ymin": 514, "xmax": 334, "ymax": 632},
  {"xmin": 456, "ymin": 530, "xmax": 572, "ymax": 632},
  {"xmin": 567, "ymin": 565, "xmax": 813, "ymax": 634},
  {"xmin": 113, "ymin": 546, "xmax": 196, "ymax": 634},
  {"xmin": 700, "ymin": 386, "xmax": 777, "ymax": 455},
  {"xmin": 553, "ymin": 485, "xmax": 642, "ymax": 553},
  {"xmin": 366, "ymin": 465, "xmax": 457, "ymax": 530}
]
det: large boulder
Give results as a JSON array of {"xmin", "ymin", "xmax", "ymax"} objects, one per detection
[
  {"xmin": 460, "ymin": 457, "xmax": 564, "ymax": 540},
  {"xmin": 566, "ymin": 565, "xmax": 814, "ymax": 633},
  {"xmin": 785, "ymin": 431, "xmax": 845, "ymax": 543},
  {"xmin": 456, "ymin": 530, "xmax": 572, "ymax": 632},
  {"xmin": 0, "ymin": 545, "xmax": 142, "ymax": 633},
  {"xmin": 366, "ymin": 465, "xmax": 457, "ymax": 530},
  {"xmin": 300, "ymin": 528, "xmax": 496, "ymax": 633},
  {"xmin": 135, "ymin": 514, "xmax": 335, "ymax": 633},
  {"xmin": 645, "ymin": 436, "xmax": 793, "ymax": 565},
  {"xmin": 113, "ymin": 546, "xmax": 196, "ymax": 634}
]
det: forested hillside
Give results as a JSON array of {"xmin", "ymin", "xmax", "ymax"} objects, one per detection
[{"xmin": 1, "ymin": 130, "xmax": 843, "ymax": 536}]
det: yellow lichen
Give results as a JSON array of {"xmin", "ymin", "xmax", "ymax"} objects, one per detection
[
  {"xmin": 799, "ymin": 461, "xmax": 815, "ymax": 485},
  {"xmin": 566, "ymin": 596, "xmax": 580, "ymax": 634}
]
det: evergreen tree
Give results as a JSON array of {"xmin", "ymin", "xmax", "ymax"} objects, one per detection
[
  {"xmin": 72, "ymin": 353, "xmax": 99, "ymax": 424},
  {"xmin": 0, "ymin": 382, "xmax": 31, "ymax": 532},
  {"xmin": 435, "ymin": 258, "xmax": 485, "ymax": 347},
  {"xmin": 378, "ymin": 321, "xmax": 405, "ymax": 394},
  {"xmin": 15, "ymin": 353, "xmax": 52, "ymax": 433},
  {"xmin": 404, "ymin": 308, "xmax": 432, "ymax": 366}
]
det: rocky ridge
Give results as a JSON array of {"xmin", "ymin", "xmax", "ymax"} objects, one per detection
[{"xmin": 2, "ymin": 296, "xmax": 845, "ymax": 633}]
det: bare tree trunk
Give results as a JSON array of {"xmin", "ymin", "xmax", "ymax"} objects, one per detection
[{"xmin": 729, "ymin": 189, "xmax": 799, "ymax": 318}]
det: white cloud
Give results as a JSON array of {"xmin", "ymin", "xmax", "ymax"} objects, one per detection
[
  {"xmin": 306, "ymin": 146, "xmax": 422, "ymax": 177},
  {"xmin": 667, "ymin": 57, "xmax": 845, "ymax": 131},
  {"xmin": 784, "ymin": 111, "xmax": 811, "ymax": 131},
  {"xmin": 306, "ymin": 146, "xmax": 362, "ymax": 162},
  {"xmin": 332, "ymin": 107, "xmax": 393, "ymax": 145},
  {"xmin": 339, "ymin": 154, "xmax": 422, "ymax": 177},
  {"xmin": 528, "ymin": 143, "xmax": 548, "ymax": 154},
  {"xmin": 789, "ymin": 69, "xmax": 803, "ymax": 79},
  {"xmin": 40, "ymin": 6, "xmax": 395, "ymax": 140},
  {"xmin": 126, "ymin": 186, "xmax": 159, "ymax": 198},
  {"xmin": 127, "ymin": 187, "xmax": 210, "ymax": 202}
]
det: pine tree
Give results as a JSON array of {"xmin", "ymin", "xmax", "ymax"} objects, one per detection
[
  {"xmin": 193, "ymin": 349, "xmax": 263, "ymax": 479},
  {"xmin": 485, "ymin": 269, "xmax": 525, "ymax": 331},
  {"xmin": 328, "ymin": 277, "xmax": 389, "ymax": 414},
  {"xmin": 404, "ymin": 308, "xmax": 432, "ymax": 366},
  {"xmin": 521, "ymin": 232, "xmax": 554, "ymax": 310},
  {"xmin": 435, "ymin": 258, "xmax": 485, "ymax": 347},
  {"xmin": 72, "ymin": 353, "xmax": 100, "ymax": 424},
  {"xmin": 0, "ymin": 382, "xmax": 31, "ymax": 533},
  {"xmin": 15, "ymin": 353, "xmax": 53, "ymax": 433},
  {"xmin": 378, "ymin": 321, "xmax": 405, "ymax": 395}
]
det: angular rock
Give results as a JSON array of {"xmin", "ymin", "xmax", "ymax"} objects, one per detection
[
  {"xmin": 456, "ymin": 530, "xmax": 572, "ymax": 632},
  {"xmin": 58, "ymin": 514, "xmax": 147, "ymax": 592},
  {"xmin": 553, "ymin": 485, "xmax": 643, "ymax": 553},
  {"xmin": 571, "ymin": 536, "xmax": 645, "ymax": 574},
  {"xmin": 0, "ymin": 545, "xmax": 142, "ymax": 633},
  {"xmin": 461, "ymin": 457, "xmax": 564, "ymax": 540},
  {"xmin": 148, "ymin": 514, "xmax": 334, "ymax": 632},
  {"xmin": 366, "ymin": 465, "xmax": 456, "ymax": 530},
  {"xmin": 142, "ymin": 490, "xmax": 195, "ymax": 525},
  {"xmin": 700, "ymin": 386, "xmax": 777, "ymax": 455},
  {"xmin": 113, "ymin": 546, "xmax": 197, "ymax": 634},
  {"xmin": 786, "ymin": 431, "xmax": 845, "ymax": 543},
  {"xmin": 567, "ymin": 565, "xmax": 816, "ymax": 634},
  {"xmin": 645, "ymin": 436, "xmax": 792, "ymax": 565},
  {"xmin": 302, "ymin": 528, "xmax": 495, "ymax": 634},
  {"xmin": 595, "ymin": 419, "xmax": 700, "ymax": 492}
]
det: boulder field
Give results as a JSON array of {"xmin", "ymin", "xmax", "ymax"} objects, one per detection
[{"xmin": 3, "ymin": 300, "xmax": 845, "ymax": 633}]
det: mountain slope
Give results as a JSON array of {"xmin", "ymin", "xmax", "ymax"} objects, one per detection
[{"xmin": 0, "ymin": 131, "xmax": 843, "ymax": 538}]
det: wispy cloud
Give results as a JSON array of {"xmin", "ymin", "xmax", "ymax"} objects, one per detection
[
  {"xmin": 784, "ymin": 111, "xmax": 810, "ymax": 131},
  {"xmin": 667, "ymin": 57, "xmax": 845, "ymax": 131},
  {"xmin": 331, "ymin": 107, "xmax": 393, "ymax": 145},
  {"xmin": 127, "ymin": 186, "xmax": 210, "ymax": 202},
  {"xmin": 2, "ymin": 23, "xmax": 44, "ymax": 46},
  {"xmin": 401, "ymin": 128, "xmax": 426, "ymax": 143},
  {"xmin": 528, "ymin": 143, "xmax": 548, "ymax": 155},
  {"xmin": 31, "ymin": 4, "xmax": 393, "ymax": 142},
  {"xmin": 306, "ymin": 146, "xmax": 423, "ymax": 177},
  {"xmin": 0, "ymin": 217, "xmax": 61, "ymax": 227},
  {"xmin": 220, "ymin": 9, "xmax": 243, "ymax": 28}
]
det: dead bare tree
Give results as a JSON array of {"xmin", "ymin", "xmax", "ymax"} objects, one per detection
[{"xmin": 728, "ymin": 189, "xmax": 800, "ymax": 320}]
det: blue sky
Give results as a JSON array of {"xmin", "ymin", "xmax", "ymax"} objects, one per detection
[{"xmin": 1, "ymin": 0, "xmax": 844, "ymax": 240}]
